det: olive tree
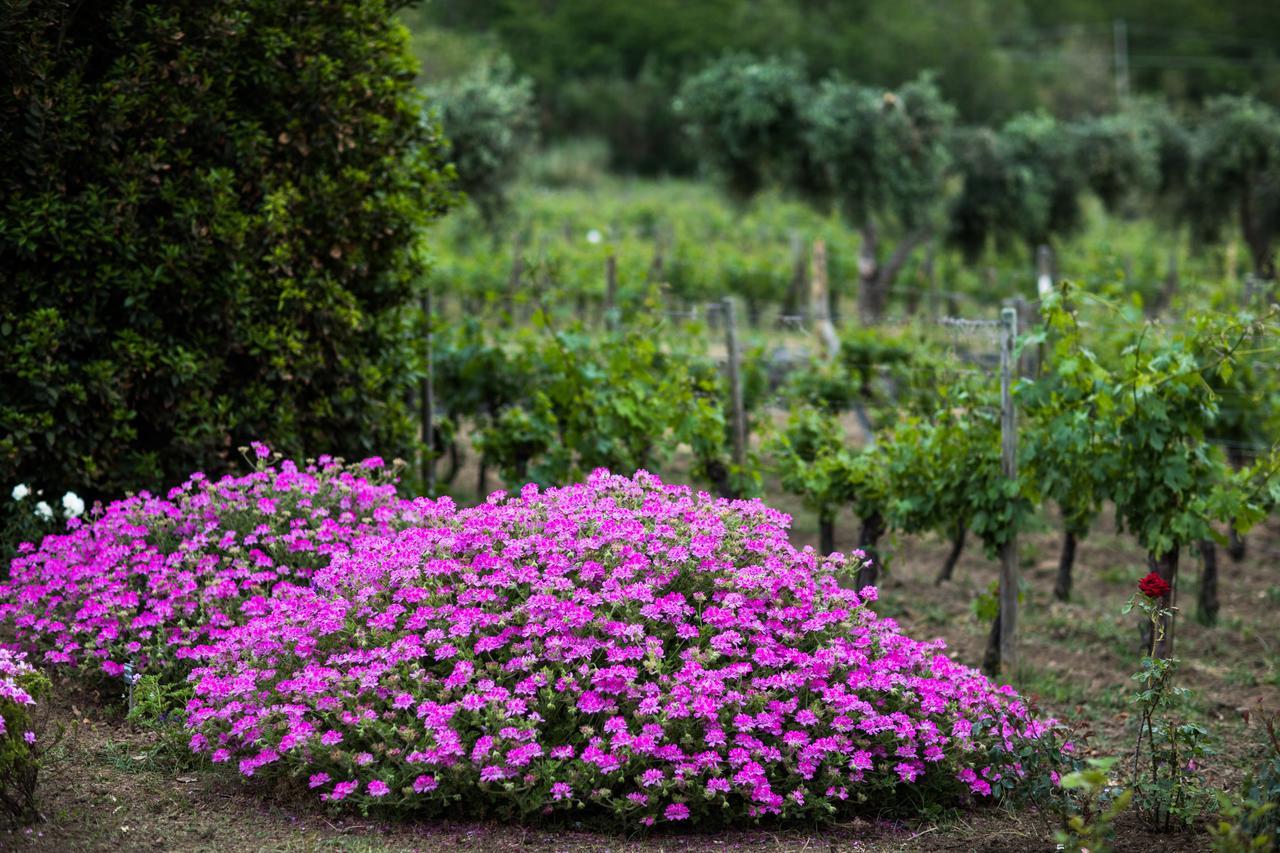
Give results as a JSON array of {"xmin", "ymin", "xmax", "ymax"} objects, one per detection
[
  {"xmin": 1189, "ymin": 95, "xmax": 1280, "ymax": 282},
  {"xmin": 430, "ymin": 57, "xmax": 537, "ymax": 233},
  {"xmin": 674, "ymin": 55, "xmax": 809, "ymax": 203},
  {"xmin": 946, "ymin": 125, "xmax": 1044, "ymax": 264},
  {"xmin": 801, "ymin": 74, "xmax": 955, "ymax": 320},
  {"xmin": 1000, "ymin": 112, "xmax": 1089, "ymax": 251},
  {"xmin": 1073, "ymin": 112, "xmax": 1160, "ymax": 216},
  {"xmin": 1127, "ymin": 99, "xmax": 1194, "ymax": 304}
]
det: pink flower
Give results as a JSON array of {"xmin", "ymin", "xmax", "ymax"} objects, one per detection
[
  {"xmin": 413, "ymin": 775, "xmax": 438, "ymax": 793},
  {"xmin": 367, "ymin": 780, "xmax": 390, "ymax": 797},
  {"xmin": 328, "ymin": 780, "xmax": 358, "ymax": 801},
  {"xmin": 664, "ymin": 803, "xmax": 690, "ymax": 821},
  {"xmin": 480, "ymin": 766, "xmax": 507, "ymax": 782}
]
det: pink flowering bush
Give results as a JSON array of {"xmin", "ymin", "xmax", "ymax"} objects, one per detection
[
  {"xmin": 0, "ymin": 448, "xmax": 420, "ymax": 682},
  {"xmin": 185, "ymin": 470, "xmax": 1059, "ymax": 828}
]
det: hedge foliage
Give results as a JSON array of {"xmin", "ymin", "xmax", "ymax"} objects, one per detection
[{"xmin": 0, "ymin": 0, "xmax": 454, "ymax": 501}]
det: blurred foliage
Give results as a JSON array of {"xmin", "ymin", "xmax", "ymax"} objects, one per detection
[
  {"xmin": 1189, "ymin": 96, "xmax": 1280, "ymax": 279},
  {"xmin": 802, "ymin": 74, "xmax": 955, "ymax": 231},
  {"xmin": 430, "ymin": 57, "xmax": 537, "ymax": 231},
  {"xmin": 674, "ymin": 56, "xmax": 809, "ymax": 202},
  {"xmin": 403, "ymin": 0, "xmax": 1280, "ymax": 174}
]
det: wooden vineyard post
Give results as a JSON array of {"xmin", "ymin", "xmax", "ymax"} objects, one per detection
[
  {"xmin": 810, "ymin": 239, "xmax": 839, "ymax": 361},
  {"xmin": 998, "ymin": 304, "xmax": 1019, "ymax": 674},
  {"xmin": 420, "ymin": 290, "xmax": 436, "ymax": 495},
  {"xmin": 604, "ymin": 253, "xmax": 619, "ymax": 331},
  {"xmin": 723, "ymin": 297, "xmax": 747, "ymax": 474}
]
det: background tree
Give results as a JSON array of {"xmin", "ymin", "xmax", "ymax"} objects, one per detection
[
  {"xmin": 801, "ymin": 74, "xmax": 955, "ymax": 320},
  {"xmin": 1127, "ymin": 98, "xmax": 1194, "ymax": 305},
  {"xmin": 430, "ymin": 57, "xmax": 537, "ymax": 233},
  {"xmin": 946, "ymin": 125, "xmax": 1044, "ymax": 264},
  {"xmin": 1000, "ymin": 113, "xmax": 1089, "ymax": 252},
  {"xmin": 1073, "ymin": 112, "xmax": 1160, "ymax": 216},
  {"xmin": 1188, "ymin": 96, "xmax": 1280, "ymax": 283},
  {"xmin": 674, "ymin": 55, "xmax": 809, "ymax": 203},
  {"xmin": 406, "ymin": 1, "xmax": 1280, "ymax": 174},
  {"xmin": 0, "ymin": 0, "xmax": 455, "ymax": 501}
]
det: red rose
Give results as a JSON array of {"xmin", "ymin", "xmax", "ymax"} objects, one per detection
[{"xmin": 1138, "ymin": 572, "xmax": 1171, "ymax": 599}]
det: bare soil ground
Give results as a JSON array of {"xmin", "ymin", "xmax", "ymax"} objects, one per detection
[{"xmin": 5, "ymin": 458, "xmax": 1277, "ymax": 852}]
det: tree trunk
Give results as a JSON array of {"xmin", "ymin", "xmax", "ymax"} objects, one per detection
[
  {"xmin": 1248, "ymin": 237, "xmax": 1276, "ymax": 283},
  {"xmin": 857, "ymin": 222, "xmax": 880, "ymax": 321},
  {"xmin": 1054, "ymin": 530, "xmax": 1077, "ymax": 602},
  {"xmin": 443, "ymin": 440, "xmax": 462, "ymax": 486},
  {"xmin": 1141, "ymin": 547, "xmax": 1179, "ymax": 659},
  {"xmin": 1197, "ymin": 539, "xmax": 1219, "ymax": 627},
  {"xmin": 982, "ymin": 609, "xmax": 1001, "ymax": 677},
  {"xmin": 907, "ymin": 243, "xmax": 936, "ymax": 318},
  {"xmin": 1228, "ymin": 528, "xmax": 1246, "ymax": 563},
  {"xmin": 818, "ymin": 509, "xmax": 836, "ymax": 557},
  {"xmin": 477, "ymin": 458, "xmax": 488, "ymax": 501},
  {"xmin": 850, "ymin": 401, "xmax": 877, "ymax": 443},
  {"xmin": 935, "ymin": 524, "xmax": 966, "ymax": 585},
  {"xmin": 706, "ymin": 458, "xmax": 737, "ymax": 500},
  {"xmin": 1227, "ymin": 446, "xmax": 1247, "ymax": 561},
  {"xmin": 857, "ymin": 223, "xmax": 927, "ymax": 322},
  {"xmin": 1243, "ymin": 194, "xmax": 1276, "ymax": 283},
  {"xmin": 857, "ymin": 511, "xmax": 885, "ymax": 588}
]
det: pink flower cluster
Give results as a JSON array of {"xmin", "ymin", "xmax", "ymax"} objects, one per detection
[
  {"xmin": 0, "ymin": 650, "xmax": 37, "ymax": 735},
  {"xmin": 183, "ymin": 470, "xmax": 1056, "ymax": 826},
  {"xmin": 0, "ymin": 454, "xmax": 419, "ymax": 681}
]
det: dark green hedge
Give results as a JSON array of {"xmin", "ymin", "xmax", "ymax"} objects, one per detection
[{"xmin": 0, "ymin": 1, "xmax": 454, "ymax": 500}]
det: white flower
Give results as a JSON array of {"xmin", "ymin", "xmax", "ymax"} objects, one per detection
[
  {"xmin": 33, "ymin": 501, "xmax": 53, "ymax": 522},
  {"xmin": 11, "ymin": 484, "xmax": 30, "ymax": 502},
  {"xmin": 586, "ymin": 229, "xmax": 603, "ymax": 245},
  {"xmin": 62, "ymin": 491, "xmax": 85, "ymax": 518}
]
